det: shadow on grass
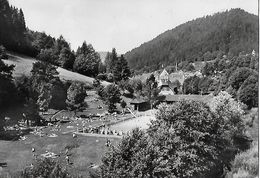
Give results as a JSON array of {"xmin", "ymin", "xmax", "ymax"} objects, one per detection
[
  {"xmin": 0, "ymin": 128, "xmax": 33, "ymax": 141},
  {"xmin": 0, "ymin": 162, "xmax": 7, "ymax": 167}
]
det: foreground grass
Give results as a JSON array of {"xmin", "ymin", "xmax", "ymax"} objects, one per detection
[
  {"xmin": 0, "ymin": 109, "xmax": 151, "ymax": 177},
  {"xmin": 0, "ymin": 131, "xmax": 120, "ymax": 177}
]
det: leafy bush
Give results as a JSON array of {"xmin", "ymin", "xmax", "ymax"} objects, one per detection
[
  {"xmin": 30, "ymin": 61, "xmax": 65, "ymax": 111},
  {"xmin": 96, "ymin": 85, "xmax": 105, "ymax": 99},
  {"xmin": 106, "ymin": 73, "xmax": 114, "ymax": 82},
  {"xmin": 49, "ymin": 78, "xmax": 67, "ymax": 110},
  {"xmin": 243, "ymin": 109, "xmax": 258, "ymax": 128},
  {"xmin": 237, "ymin": 74, "xmax": 258, "ymax": 109},
  {"xmin": 93, "ymin": 79, "xmax": 101, "ymax": 88},
  {"xmin": 101, "ymin": 99, "xmax": 247, "ymax": 177},
  {"xmin": 209, "ymin": 91, "xmax": 245, "ymax": 142},
  {"xmin": 101, "ymin": 128, "xmax": 149, "ymax": 177},
  {"xmin": 66, "ymin": 81, "xmax": 87, "ymax": 111},
  {"xmin": 128, "ymin": 79, "xmax": 143, "ymax": 94},
  {"xmin": 0, "ymin": 45, "xmax": 8, "ymax": 59},
  {"xmin": 73, "ymin": 42, "xmax": 101, "ymax": 77},
  {"xmin": 84, "ymin": 82, "xmax": 94, "ymax": 90},
  {"xmin": 182, "ymin": 75, "xmax": 200, "ymax": 94},
  {"xmin": 198, "ymin": 77, "xmax": 213, "ymax": 94},
  {"xmin": 0, "ymin": 59, "xmax": 16, "ymax": 131},
  {"xmin": 228, "ymin": 67, "xmax": 255, "ymax": 91},
  {"xmin": 58, "ymin": 47, "xmax": 75, "ymax": 70},
  {"xmin": 36, "ymin": 48, "xmax": 57, "ymax": 64},
  {"xmin": 209, "ymin": 91, "xmax": 244, "ymax": 116},
  {"xmin": 96, "ymin": 73, "xmax": 107, "ymax": 81},
  {"xmin": 0, "ymin": 59, "xmax": 15, "ymax": 109},
  {"xmin": 102, "ymin": 84, "xmax": 121, "ymax": 113},
  {"xmin": 178, "ymin": 61, "xmax": 195, "ymax": 72},
  {"xmin": 21, "ymin": 158, "xmax": 71, "ymax": 178},
  {"xmin": 202, "ymin": 62, "xmax": 215, "ymax": 76},
  {"xmin": 118, "ymin": 80, "xmax": 134, "ymax": 97},
  {"xmin": 120, "ymin": 100, "xmax": 127, "ymax": 108}
]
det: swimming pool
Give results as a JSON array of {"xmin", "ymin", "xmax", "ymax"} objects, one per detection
[{"xmin": 109, "ymin": 115, "xmax": 155, "ymax": 132}]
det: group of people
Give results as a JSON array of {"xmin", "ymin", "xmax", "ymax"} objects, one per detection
[
  {"xmin": 79, "ymin": 124, "xmax": 128, "ymax": 136},
  {"xmin": 72, "ymin": 114, "xmax": 134, "ymax": 137},
  {"xmin": 30, "ymin": 126, "xmax": 45, "ymax": 137},
  {"xmin": 105, "ymin": 139, "xmax": 111, "ymax": 147},
  {"xmin": 31, "ymin": 147, "xmax": 71, "ymax": 165}
]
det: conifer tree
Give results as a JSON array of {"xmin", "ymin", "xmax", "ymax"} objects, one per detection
[
  {"xmin": 30, "ymin": 61, "xmax": 66, "ymax": 111},
  {"xmin": 113, "ymin": 58, "xmax": 122, "ymax": 82},
  {"xmin": 66, "ymin": 81, "xmax": 86, "ymax": 115},
  {"xmin": 73, "ymin": 41, "xmax": 101, "ymax": 77},
  {"xmin": 120, "ymin": 55, "xmax": 131, "ymax": 80},
  {"xmin": 104, "ymin": 52, "xmax": 111, "ymax": 73},
  {"xmin": 103, "ymin": 84, "xmax": 121, "ymax": 113},
  {"xmin": 0, "ymin": 59, "xmax": 16, "ymax": 130},
  {"xmin": 105, "ymin": 48, "xmax": 117, "ymax": 74},
  {"xmin": 58, "ymin": 47, "xmax": 75, "ymax": 69}
]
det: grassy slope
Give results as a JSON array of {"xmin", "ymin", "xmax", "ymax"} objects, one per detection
[{"xmin": 3, "ymin": 53, "xmax": 110, "ymax": 86}]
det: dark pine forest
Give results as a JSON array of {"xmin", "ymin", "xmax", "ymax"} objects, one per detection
[{"xmin": 125, "ymin": 8, "xmax": 258, "ymax": 73}]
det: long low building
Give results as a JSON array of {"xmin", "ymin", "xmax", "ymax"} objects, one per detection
[
  {"xmin": 129, "ymin": 98, "xmax": 150, "ymax": 111},
  {"xmin": 159, "ymin": 94, "xmax": 214, "ymax": 104}
]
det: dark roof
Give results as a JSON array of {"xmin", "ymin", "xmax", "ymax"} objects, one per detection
[
  {"xmin": 42, "ymin": 110, "xmax": 73, "ymax": 122},
  {"xmin": 162, "ymin": 94, "xmax": 213, "ymax": 103},
  {"xmin": 168, "ymin": 83, "xmax": 178, "ymax": 90},
  {"xmin": 130, "ymin": 98, "xmax": 148, "ymax": 104}
]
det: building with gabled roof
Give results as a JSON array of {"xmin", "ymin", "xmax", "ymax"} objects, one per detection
[
  {"xmin": 157, "ymin": 69, "xmax": 175, "ymax": 95},
  {"xmin": 129, "ymin": 98, "xmax": 149, "ymax": 111}
]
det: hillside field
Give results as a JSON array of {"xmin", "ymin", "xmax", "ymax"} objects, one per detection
[{"xmin": 2, "ymin": 53, "xmax": 110, "ymax": 86}]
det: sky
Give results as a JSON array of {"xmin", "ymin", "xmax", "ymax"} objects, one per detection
[{"xmin": 9, "ymin": 0, "xmax": 258, "ymax": 54}]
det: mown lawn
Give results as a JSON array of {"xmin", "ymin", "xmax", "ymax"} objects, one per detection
[{"xmin": 0, "ymin": 129, "xmax": 120, "ymax": 177}]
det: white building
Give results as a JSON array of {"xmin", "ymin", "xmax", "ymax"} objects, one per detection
[{"xmin": 158, "ymin": 69, "xmax": 174, "ymax": 95}]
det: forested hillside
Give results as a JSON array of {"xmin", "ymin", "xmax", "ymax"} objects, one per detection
[
  {"xmin": 125, "ymin": 8, "xmax": 258, "ymax": 73},
  {"xmin": 0, "ymin": 0, "xmax": 36, "ymax": 55},
  {"xmin": 0, "ymin": 0, "xmax": 131, "ymax": 118},
  {"xmin": 0, "ymin": 0, "xmax": 104, "ymax": 78}
]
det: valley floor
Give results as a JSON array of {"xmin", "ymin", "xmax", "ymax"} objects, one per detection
[{"xmin": 0, "ymin": 110, "xmax": 155, "ymax": 177}]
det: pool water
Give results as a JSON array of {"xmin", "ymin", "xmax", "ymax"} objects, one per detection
[{"xmin": 109, "ymin": 116, "xmax": 155, "ymax": 132}]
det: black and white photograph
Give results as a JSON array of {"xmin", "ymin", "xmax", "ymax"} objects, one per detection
[{"xmin": 0, "ymin": 0, "xmax": 258, "ymax": 177}]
